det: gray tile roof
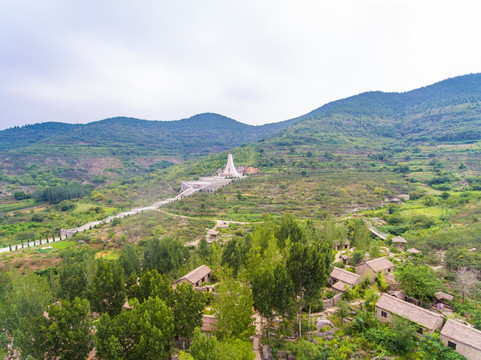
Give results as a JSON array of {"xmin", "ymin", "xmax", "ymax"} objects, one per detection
[
  {"xmin": 179, "ymin": 265, "xmax": 212, "ymax": 285},
  {"xmin": 392, "ymin": 236, "xmax": 407, "ymax": 243},
  {"xmin": 330, "ymin": 267, "xmax": 360, "ymax": 286},
  {"xmin": 435, "ymin": 292, "xmax": 454, "ymax": 302},
  {"xmin": 376, "ymin": 294, "xmax": 444, "ymax": 330},
  {"xmin": 441, "ymin": 319, "xmax": 481, "ymax": 350},
  {"xmin": 364, "ymin": 257, "xmax": 394, "ymax": 273}
]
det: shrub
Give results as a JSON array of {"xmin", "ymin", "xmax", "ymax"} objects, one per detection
[
  {"xmin": 351, "ymin": 250, "xmax": 365, "ymax": 265},
  {"xmin": 365, "ymin": 317, "xmax": 417, "ymax": 354},
  {"xmin": 292, "ymin": 340, "xmax": 331, "ymax": 360},
  {"xmin": 349, "ymin": 310, "xmax": 379, "ymax": 334},
  {"xmin": 56, "ymin": 200, "xmax": 76, "ymax": 212},
  {"xmin": 14, "ymin": 191, "xmax": 28, "ymax": 200},
  {"xmin": 324, "ymin": 290, "xmax": 334, "ymax": 299}
]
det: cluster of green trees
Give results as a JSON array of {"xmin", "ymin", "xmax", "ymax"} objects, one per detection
[
  {"xmin": 0, "ymin": 236, "xmax": 203, "ymax": 359},
  {"xmin": 218, "ymin": 215, "xmax": 332, "ymax": 340},
  {"xmin": 33, "ymin": 182, "xmax": 92, "ymax": 204},
  {"xmin": 348, "ymin": 310, "xmax": 465, "ymax": 359}
]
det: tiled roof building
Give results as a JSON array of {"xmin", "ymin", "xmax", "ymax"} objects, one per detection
[
  {"xmin": 356, "ymin": 257, "xmax": 394, "ymax": 281},
  {"xmin": 440, "ymin": 319, "xmax": 481, "ymax": 360},
  {"xmin": 178, "ymin": 265, "xmax": 212, "ymax": 287},
  {"xmin": 375, "ymin": 294, "xmax": 444, "ymax": 335}
]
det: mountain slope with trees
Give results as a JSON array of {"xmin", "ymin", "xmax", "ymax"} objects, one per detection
[
  {"xmin": 0, "ymin": 113, "xmax": 298, "ymax": 155},
  {"xmin": 272, "ymin": 73, "xmax": 481, "ymax": 150}
]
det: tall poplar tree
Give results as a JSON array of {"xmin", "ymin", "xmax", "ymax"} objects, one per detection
[
  {"xmin": 173, "ymin": 282, "xmax": 206, "ymax": 342},
  {"xmin": 286, "ymin": 241, "xmax": 329, "ymax": 338},
  {"xmin": 89, "ymin": 259, "xmax": 126, "ymax": 316}
]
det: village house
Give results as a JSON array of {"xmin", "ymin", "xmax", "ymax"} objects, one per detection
[
  {"xmin": 341, "ymin": 254, "xmax": 350, "ymax": 265},
  {"xmin": 375, "ymin": 294, "xmax": 444, "ymax": 335},
  {"xmin": 392, "ymin": 236, "xmax": 407, "ymax": 250},
  {"xmin": 329, "ymin": 267, "xmax": 360, "ymax": 293},
  {"xmin": 356, "ymin": 257, "xmax": 394, "ymax": 281},
  {"xmin": 440, "ymin": 319, "xmax": 481, "ymax": 360},
  {"xmin": 178, "ymin": 265, "xmax": 212, "ymax": 287}
]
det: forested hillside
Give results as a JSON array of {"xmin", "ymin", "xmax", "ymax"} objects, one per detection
[
  {"xmin": 2, "ymin": 73, "xmax": 481, "ymax": 195},
  {"xmin": 0, "ymin": 113, "xmax": 299, "ymax": 194},
  {"xmin": 273, "ymin": 73, "xmax": 481, "ymax": 149},
  {"xmin": 0, "ymin": 113, "xmax": 297, "ymax": 155}
]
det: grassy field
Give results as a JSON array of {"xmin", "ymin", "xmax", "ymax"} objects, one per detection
[
  {"xmin": 0, "ymin": 198, "xmax": 37, "ymax": 213},
  {"xmin": 95, "ymin": 250, "xmax": 120, "ymax": 260},
  {"xmin": 164, "ymin": 148, "xmax": 410, "ymax": 220},
  {"xmin": 51, "ymin": 241, "xmax": 76, "ymax": 250},
  {"xmin": 0, "ymin": 200, "xmax": 121, "ymax": 248}
]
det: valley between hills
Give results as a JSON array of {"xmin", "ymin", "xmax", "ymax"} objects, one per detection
[{"xmin": 1, "ymin": 74, "xmax": 481, "ymax": 359}]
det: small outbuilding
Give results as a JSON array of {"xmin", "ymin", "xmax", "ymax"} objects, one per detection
[
  {"xmin": 341, "ymin": 254, "xmax": 350, "ymax": 265},
  {"xmin": 206, "ymin": 229, "xmax": 219, "ymax": 243},
  {"xmin": 385, "ymin": 272, "xmax": 401, "ymax": 291},
  {"xmin": 356, "ymin": 257, "xmax": 395, "ymax": 281},
  {"xmin": 375, "ymin": 294, "xmax": 444, "ymax": 335},
  {"xmin": 178, "ymin": 265, "xmax": 212, "ymax": 287},
  {"xmin": 440, "ymin": 319, "xmax": 481, "ymax": 360},
  {"xmin": 334, "ymin": 240, "xmax": 351, "ymax": 251},
  {"xmin": 391, "ymin": 290, "xmax": 407, "ymax": 301}
]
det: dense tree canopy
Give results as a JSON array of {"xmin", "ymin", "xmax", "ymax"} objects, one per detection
[
  {"xmin": 213, "ymin": 274, "xmax": 254, "ymax": 340},
  {"xmin": 89, "ymin": 259, "xmax": 126, "ymax": 316},
  {"xmin": 143, "ymin": 237, "xmax": 189, "ymax": 276},
  {"xmin": 15, "ymin": 297, "xmax": 92, "ymax": 360},
  {"xmin": 172, "ymin": 282, "xmax": 206, "ymax": 341},
  {"xmin": 95, "ymin": 296, "xmax": 175, "ymax": 360},
  {"xmin": 129, "ymin": 269, "xmax": 173, "ymax": 305},
  {"xmin": 397, "ymin": 264, "xmax": 441, "ymax": 306},
  {"xmin": 58, "ymin": 248, "xmax": 96, "ymax": 300}
]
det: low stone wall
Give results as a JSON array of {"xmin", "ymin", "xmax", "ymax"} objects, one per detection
[{"xmin": 324, "ymin": 293, "xmax": 343, "ymax": 307}]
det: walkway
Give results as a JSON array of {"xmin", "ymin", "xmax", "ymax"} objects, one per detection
[
  {"xmin": 0, "ymin": 190, "xmax": 195, "ymax": 254},
  {"xmin": 365, "ymin": 221, "xmax": 389, "ymax": 240},
  {"xmin": 253, "ymin": 314, "xmax": 262, "ymax": 360}
]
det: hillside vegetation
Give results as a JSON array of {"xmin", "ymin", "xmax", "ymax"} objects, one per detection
[
  {"xmin": 2, "ymin": 73, "xmax": 481, "ymax": 360},
  {"xmin": 0, "ymin": 113, "xmax": 299, "ymax": 154},
  {"xmin": 273, "ymin": 73, "xmax": 481, "ymax": 150}
]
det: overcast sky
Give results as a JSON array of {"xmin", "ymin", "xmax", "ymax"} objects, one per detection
[{"xmin": 1, "ymin": 0, "xmax": 480, "ymax": 130}]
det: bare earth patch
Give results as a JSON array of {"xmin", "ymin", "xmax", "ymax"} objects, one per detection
[{"xmin": 85, "ymin": 157, "xmax": 123, "ymax": 175}]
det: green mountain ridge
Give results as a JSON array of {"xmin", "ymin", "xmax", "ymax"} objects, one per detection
[
  {"xmin": 2, "ymin": 73, "xmax": 481, "ymax": 156},
  {"xmin": 0, "ymin": 113, "xmax": 299, "ymax": 155},
  {"xmin": 271, "ymin": 73, "xmax": 481, "ymax": 149}
]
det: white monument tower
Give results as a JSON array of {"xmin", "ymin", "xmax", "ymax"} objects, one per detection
[{"xmin": 220, "ymin": 152, "xmax": 240, "ymax": 177}]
